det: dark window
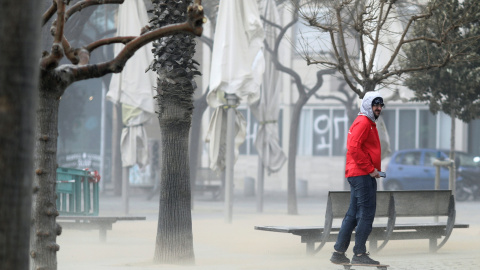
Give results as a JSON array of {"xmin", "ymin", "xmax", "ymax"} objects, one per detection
[
  {"xmin": 419, "ymin": 110, "xmax": 437, "ymax": 149},
  {"xmin": 397, "ymin": 151, "xmax": 421, "ymax": 166},
  {"xmin": 424, "ymin": 151, "xmax": 438, "ymax": 166},
  {"xmin": 398, "ymin": 110, "xmax": 416, "ymax": 149},
  {"xmin": 381, "ymin": 110, "xmax": 396, "ymax": 152}
]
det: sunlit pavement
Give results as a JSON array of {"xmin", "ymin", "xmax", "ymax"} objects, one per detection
[{"xmin": 57, "ymin": 189, "xmax": 480, "ymax": 269}]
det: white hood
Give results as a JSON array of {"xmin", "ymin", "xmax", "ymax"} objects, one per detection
[{"xmin": 359, "ymin": 91, "xmax": 382, "ymax": 122}]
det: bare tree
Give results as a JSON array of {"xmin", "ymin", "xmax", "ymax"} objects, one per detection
[
  {"xmin": 0, "ymin": 1, "xmax": 41, "ymax": 269},
  {"xmin": 290, "ymin": 0, "xmax": 480, "ymax": 192},
  {"xmin": 264, "ymin": 0, "xmax": 480, "ymax": 213},
  {"xmin": 31, "ymin": 1, "xmax": 204, "ymax": 269},
  {"xmin": 263, "ymin": 4, "xmax": 336, "ymax": 214},
  {"xmin": 294, "ymin": 0, "xmax": 480, "ymax": 96}
]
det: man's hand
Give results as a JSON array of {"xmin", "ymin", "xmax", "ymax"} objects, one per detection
[{"xmin": 369, "ymin": 168, "xmax": 380, "ymax": 178}]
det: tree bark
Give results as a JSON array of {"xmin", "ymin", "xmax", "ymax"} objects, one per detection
[
  {"xmin": 30, "ymin": 83, "xmax": 63, "ymax": 270},
  {"xmin": 0, "ymin": 0, "xmax": 41, "ymax": 269},
  {"xmin": 287, "ymin": 95, "xmax": 308, "ymax": 215},
  {"xmin": 151, "ymin": 0, "xmax": 197, "ymax": 263},
  {"xmin": 154, "ymin": 84, "xmax": 195, "ymax": 264},
  {"xmin": 28, "ymin": 1, "xmax": 204, "ymax": 269},
  {"xmin": 449, "ymin": 110, "xmax": 456, "ymax": 194}
]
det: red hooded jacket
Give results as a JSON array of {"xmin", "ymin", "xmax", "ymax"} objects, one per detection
[
  {"xmin": 345, "ymin": 115, "xmax": 381, "ymax": 177},
  {"xmin": 345, "ymin": 92, "xmax": 382, "ymax": 177}
]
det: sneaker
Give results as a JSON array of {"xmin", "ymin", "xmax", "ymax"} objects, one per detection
[
  {"xmin": 351, "ymin": 252, "xmax": 380, "ymax": 265},
  {"xmin": 330, "ymin": 252, "xmax": 350, "ymax": 264}
]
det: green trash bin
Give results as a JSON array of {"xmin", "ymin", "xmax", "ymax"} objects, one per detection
[{"xmin": 56, "ymin": 167, "xmax": 100, "ymax": 216}]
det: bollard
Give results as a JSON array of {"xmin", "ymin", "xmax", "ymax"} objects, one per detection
[{"xmin": 296, "ymin": 179, "xmax": 308, "ymax": 198}]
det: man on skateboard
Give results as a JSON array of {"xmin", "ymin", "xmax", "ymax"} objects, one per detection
[{"xmin": 330, "ymin": 91, "xmax": 384, "ymax": 265}]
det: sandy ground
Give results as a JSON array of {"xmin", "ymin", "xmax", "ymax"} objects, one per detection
[{"xmin": 57, "ymin": 191, "xmax": 480, "ymax": 270}]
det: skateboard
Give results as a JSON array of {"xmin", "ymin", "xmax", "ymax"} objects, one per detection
[{"xmin": 332, "ymin": 262, "xmax": 389, "ymax": 270}]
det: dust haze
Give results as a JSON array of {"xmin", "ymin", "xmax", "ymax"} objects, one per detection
[{"xmin": 57, "ymin": 188, "xmax": 480, "ymax": 270}]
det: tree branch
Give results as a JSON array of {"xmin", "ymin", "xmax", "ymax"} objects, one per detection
[
  {"xmin": 306, "ymin": 59, "xmax": 338, "ymax": 68},
  {"xmin": 85, "ymin": 36, "xmax": 136, "ymax": 52},
  {"xmin": 367, "ymin": 1, "xmax": 392, "ymax": 75},
  {"xmin": 260, "ymin": 15, "xmax": 283, "ymax": 31},
  {"xmin": 335, "ymin": 6, "xmax": 361, "ymax": 85},
  {"xmin": 65, "ymin": 0, "xmax": 124, "ymax": 22},
  {"xmin": 267, "ymin": 13, "xmax": 306, "ymax": 95},
  {"xmin": 42, "ymin": 1, "xmax": 57, "ymax": 26},
  {"xmin": 68, "ymin": 2, "xmax": 205, "ymax": 82},
  {"xmin": 314, "ymin": 93, "xmax": 347, "ymax": 104},
  {"xmin": 307, "ymin": 68, "xmax": 336, "ymax": 98},
  {"xmin": 380, "ymin": 53, "xmax": 451, "ymax": 80},
  {"xmin": 40, "ymin": 0, "xmax": 67, "ymax": 70},
  {"xmin": 381, "ymin": 10, "xmax": 432, "ymax": 74},
  {"xmin": 61, "ymin": 36, "xmax": 78, "ymax": 64}
]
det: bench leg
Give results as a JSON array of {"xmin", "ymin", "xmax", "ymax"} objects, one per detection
[
  {"xmin": 306, "ymin": 242, "xmax": 315, "ymax": 256},
  {"xmin": 429, "ymin": 238, "xmax": 437, "ymax": 253}
]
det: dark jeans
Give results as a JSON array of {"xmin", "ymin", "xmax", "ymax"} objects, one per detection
[{"xmin": 334, "ymin": 175, "xmax": 377, "ymax": 255}]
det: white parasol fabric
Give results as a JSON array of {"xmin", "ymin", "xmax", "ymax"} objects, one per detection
[
  {"xmin": 120, "ymin": 104, "xmax": 149, "ymax": 168},
  {"xmin": 205, "ymin": 0, "xmax": 265, "ymax": 172},
  {"xmin": 250, "ymin": 0, "xmax": 287, "ymax": 174},
  {"xmin": 106, "ymin": 0, "xmax": 156, "ymax": 168}
]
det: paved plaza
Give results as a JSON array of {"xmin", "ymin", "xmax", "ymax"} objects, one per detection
[{"xmin": 57, "ymin": 188, "xmax": 480, "ymax": 270}]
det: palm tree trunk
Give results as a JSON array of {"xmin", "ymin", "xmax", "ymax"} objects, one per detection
[
  {"xmin": 151, "ymin": 0, "xmax": 196, "ymax": 264},
  {"xmin": 154, "ymin": 84, "xmax": 195, "ymax": 264}
]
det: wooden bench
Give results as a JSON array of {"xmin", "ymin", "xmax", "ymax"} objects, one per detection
[
  {"xmin": 383, "ymin": 190, "xmax": 468, "ymax": 252},
  {"xmin": 57, "ymin": 216, "xmax": 146, "ymax": 242},
  {"xmin": 255, "ymin": 190, "xmax": 469, "ymax": 255}
]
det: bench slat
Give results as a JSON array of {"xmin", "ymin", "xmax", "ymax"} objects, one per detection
[
  {"xmin": 254, "ymin": 190, "xmax": 469, "ymax": 255},
  {"xmin": 57, "ymin": 216, "xmax": 146, "ymax": 242}
]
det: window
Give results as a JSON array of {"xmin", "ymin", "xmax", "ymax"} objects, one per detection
[
  {"xmin": 469, "ymin": 119, "xmax": 480, "ymax": 156},
  {"xmin": 419, "ymin": 110, "xmax": 437, "ymax": 149},
  {"xmin": 312, "ymin": 109, "xmax": 330, "ymax": 156},
  {"xmin": 381, "ymin": 110, "xmax": 396, "ymax": 153},
  {"xmin": 398, "ymin": 110, "xmax": 416, "ymax": 150},
  {"xmin": 298, "ymin": 108, "xmax": 348, "ymax": 156},
  {"xmin": 238, "ymin": 107, "xmax": 283, "ymax": 155},
  {"xmin": 424, "ymin": 151, "xmax": 439, "ymax": 167},
  {"xmin": 396, "ymin": 151, "xmax": 421, "ymax": 166}
]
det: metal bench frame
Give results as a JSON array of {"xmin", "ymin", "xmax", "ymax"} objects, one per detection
[
  {"xmin": 255, "ymin": 190, "xmax": 469, "ymax": 255},
  {"xmin": 57, "ymin": 216, "xmax": 146, "ymax": 242}
]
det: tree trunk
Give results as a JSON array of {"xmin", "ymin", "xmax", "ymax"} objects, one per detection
[
  {"xmin": 151, "ymin": 0, "xmax": 196, "ymax": 264},
  {"xmin": 154, "ymin": 83, "xmax": 195, "ymax": 264},
  {"xmin": 287, "ymin": 96, "xmax": 308, "ymax": 215},
  {"xmin": 30, "ymin": 83, "xmax": 64, "ymax": 270},
  {"xmin": 0, "ymin": 0, "xmax": 41, "ymax": 268},
  {"xmin": 449, "ymin": 110, "xmax": 456, "ymax": 194}
]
